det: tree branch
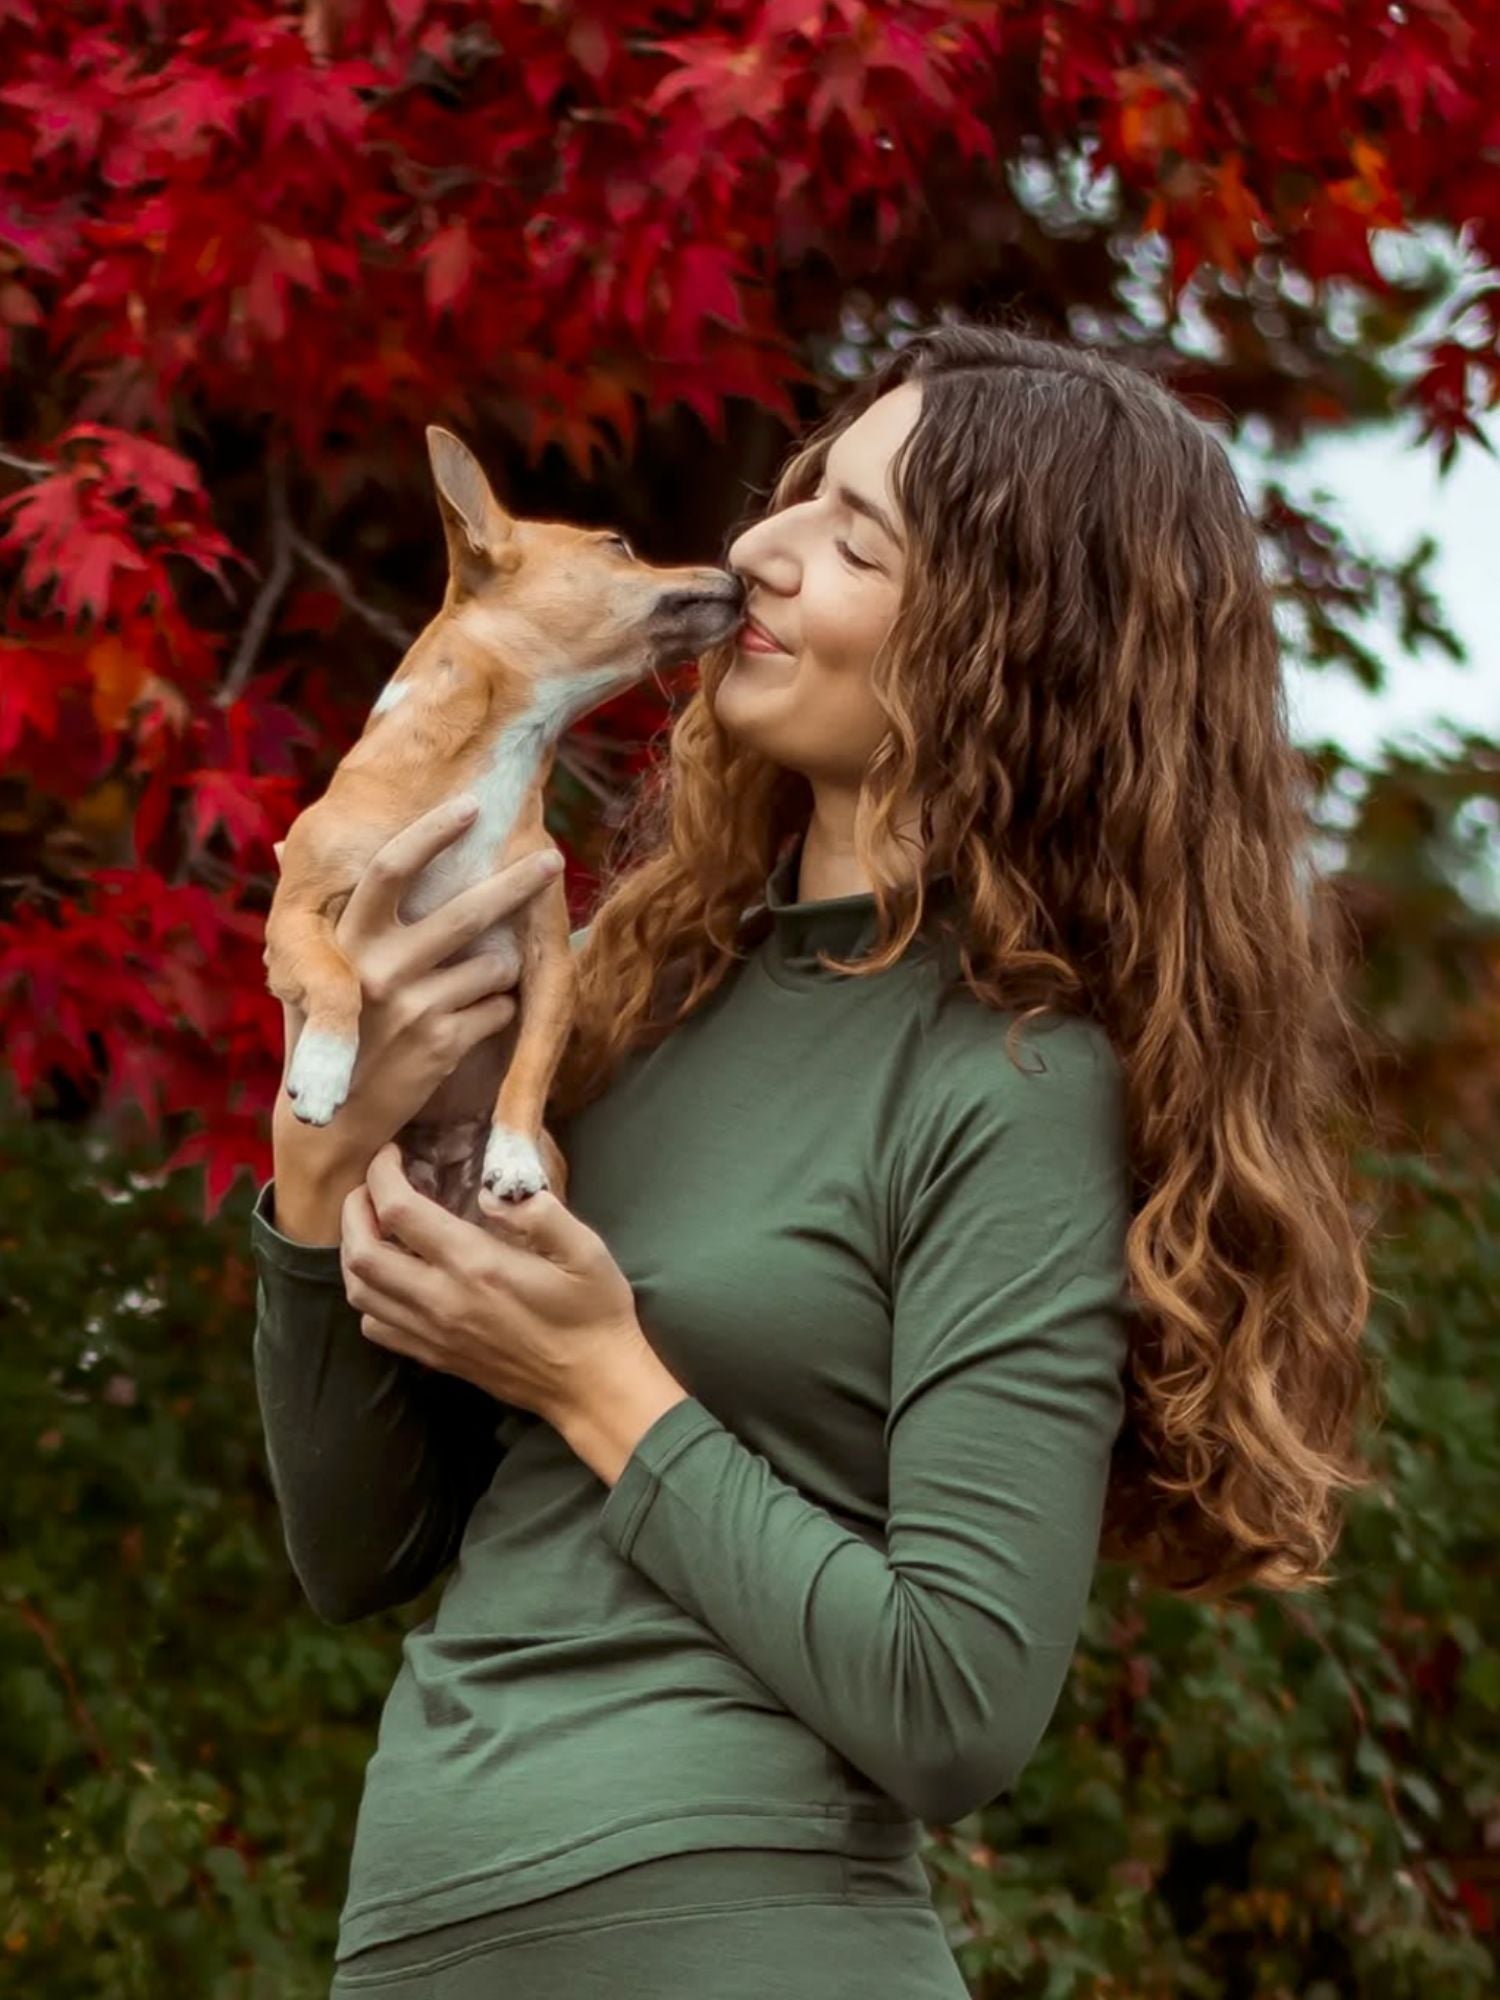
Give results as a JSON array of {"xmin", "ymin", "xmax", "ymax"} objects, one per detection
[
  {"xmin": 287, "ymin": 528, "xmax": 416, "ymax": 652},
  {"xmin": 0, "ymin": 444, "xmax": 51, "ymax": 478},
  {"xmin": 217, "ymin": 453, "xmax": 293, "ymax": 708}
]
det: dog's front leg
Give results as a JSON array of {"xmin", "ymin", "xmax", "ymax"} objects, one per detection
[
  {"xmin": 479, "ymin": 885, "xmax": 578, "ymax": 1207},
  {"xmin": 265, "ymin": 890, "xmax": 364, "ymax": 1127}
]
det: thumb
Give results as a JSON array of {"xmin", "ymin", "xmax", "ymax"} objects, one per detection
[{"xmin": 482, "ymin": 1186, "xmax": 572, "ymax": 1257}]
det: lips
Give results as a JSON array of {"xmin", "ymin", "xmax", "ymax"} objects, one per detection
[{"xmin": 741, "ymin": 610, "xmax": 789, "ymax": 651}]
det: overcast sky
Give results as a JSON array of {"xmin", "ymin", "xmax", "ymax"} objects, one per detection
[
  {"xmin": 1239, "ymin": 420, "xmax": 1500, "ymax": 764},
  {"xmin": 1229, "ymin": 414, "xmax": 1499, "ymax": 906}
]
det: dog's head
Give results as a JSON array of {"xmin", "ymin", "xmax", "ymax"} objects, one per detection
[{"xmin": 424, "ymin": 426, "xmax": 744, "ymax": 735}]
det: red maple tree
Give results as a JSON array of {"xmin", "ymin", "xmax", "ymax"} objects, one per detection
[{"xmin": 2, "ymin": 0, "xmax": 1496, "ymax": 1210}]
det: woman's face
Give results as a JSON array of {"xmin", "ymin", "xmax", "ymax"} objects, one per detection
[{"xmin": 715, "ymin": 381, "xmax": 920, "ymax": 787}]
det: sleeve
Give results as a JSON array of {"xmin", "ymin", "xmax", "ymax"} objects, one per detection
[
  {"xmin": 594, "ymin": 1021, "xmax": 1132, "ymax": 1825},
  {"xmin": 251, "ymin": 1177, "xmax": 508, "ymax": 1626}
]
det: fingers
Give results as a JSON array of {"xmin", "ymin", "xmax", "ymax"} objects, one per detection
[
  {"xmin": 341, "ymin": 1181, "xmax": 393, "ymax": 1261},
  {"xmin": 364, "ymin": 1141, "xmax": 468, "ymax": 1262},
  {"xmin": 447, "ymin": 986, "xmax": 519, "ymax": 1053},
  {"xmin": 340, "ymin": 1184, "xmax": 431, "ymax": 1313},
  {"xmin": 341, "ymin": 795, "xmax": 481, "ymax": 945},
  {"xmin": 360, "ymin": 1313, "xmax": 440, "ymax": 1369},
  {"xmin": 404, "ymin": 946, "xmax": 522, "ymax": 1023},
  {"xmin": 400, "ymin": 850, "xmax": 564, "ymax": 982}
]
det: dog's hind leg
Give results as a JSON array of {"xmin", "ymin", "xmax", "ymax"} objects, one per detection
[
  {"xmin": 479, "ymin": 894, "xmax": 577, "ymax": 1206},
  {"xmin": 264, "ymin": 899, "xmax": 364, "ymax": 1127}
]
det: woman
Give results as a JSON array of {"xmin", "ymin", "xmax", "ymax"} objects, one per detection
[{"xmin": 252, "ymin": 321, "xmax": 1376, "ymax": 1996}]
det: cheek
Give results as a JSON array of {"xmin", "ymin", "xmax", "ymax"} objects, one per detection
[
  {"xmin": 799, "ymin": 564, "xmax": 898, "ymax": 676},
  {"xmin": 804, "ymin": 584, "xmax": 900, "ymax": 688}
]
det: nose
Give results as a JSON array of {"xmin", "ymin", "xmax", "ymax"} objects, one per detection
[{"xmin": 725, "ymin": 512, "xmax": 799, "ymax": 596}]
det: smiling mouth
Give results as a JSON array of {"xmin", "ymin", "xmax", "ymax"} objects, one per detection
[{"xmin": 738, "ymin": 612, "xmax": 791, "ymax": 653}]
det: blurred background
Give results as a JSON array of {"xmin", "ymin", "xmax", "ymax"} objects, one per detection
[{"xmin": 1, "ymin": 5, "xmax": 1497, "ymax": 1996}]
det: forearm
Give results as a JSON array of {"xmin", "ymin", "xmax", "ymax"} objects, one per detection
[
  {"xmin": 590, "ymin": 1399, "xmax": 1077, "ymax": 1826},
  {"xmin": 251, "ymin": 1176, "xmax": 504, "ymax": 1624},
  {"xmin": 269, "ymin": 1100, "xmax": 371, "ymax": 1246}
]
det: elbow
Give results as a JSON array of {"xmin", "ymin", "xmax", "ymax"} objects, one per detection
[
  {"xmin": 279, "ymin": 1532, "xmax": 421, "ymax": 1628},
  {"xmin": 294, "ymin": 1553, "xmax": 443, "ymax": 1625},
  {"xmin": 878, "ymin": 1596, "xmax": 1061, "ymax": 1823},
  {"xmin": 290, "ymin": 1560, "xmax": 384, "ymax": 1627},
  {"xmin": 275, "ymin": 1504, "xmax": 462, "ymax": 1627},
  {"xmin": 304, "ymin": 1581, "xmax": 381, "ymax": 1627},
  {"xmin": 889, "ymin": 1738, "xmax": 1032, "ymax": 1826}
]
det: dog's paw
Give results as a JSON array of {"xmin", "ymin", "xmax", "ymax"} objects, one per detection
[
  {"xmin": 479, "ymin": 1125, "xmax": 550, "ymax": 1206},
  {"xmin": 285, "ymin": 1028, "xmax": 357, "ymax": 1126}
]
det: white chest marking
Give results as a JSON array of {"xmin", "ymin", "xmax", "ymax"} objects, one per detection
[
  {"xmin": 369, "ymin": 677, "xmax": 413, "ymax": 720},
  {"xmin": 397, "ymin": 715, "xmax": 552, "ymax": 930},
  {"xmin": 367, "ymin": 664, "xmax": 622, "ymax": 931}
]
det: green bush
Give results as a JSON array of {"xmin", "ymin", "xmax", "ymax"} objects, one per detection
[
  {"xmin": 3, "ymin": 1114, "xmax": 1495, "ymax": 1997},
  {"xmin": 0, "ymin": 1113, "xmax": 425, "ymax": 1999}
]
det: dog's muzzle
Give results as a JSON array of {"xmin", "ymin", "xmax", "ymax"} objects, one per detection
[{"xmin": 648, "ymin": 573, "xmax": 747, "ymax": 661}]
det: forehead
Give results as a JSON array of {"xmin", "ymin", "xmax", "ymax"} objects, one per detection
[{"xmin": 827, "ymin": 379, "xmax": 922, "ymax": 485}]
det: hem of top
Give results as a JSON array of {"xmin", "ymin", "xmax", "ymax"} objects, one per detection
[
  {"xmin": 249, "ymin": 1178, "xmax": 348, "ymax": 1284},
  {"xmin": 334, "ymin": 1801, "xmax": 923, "ymax": 1962}
]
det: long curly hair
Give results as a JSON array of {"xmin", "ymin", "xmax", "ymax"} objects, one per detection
[{"xmin": 546, "ymin": 318, "xmax": 1380, "ymax": 1601}]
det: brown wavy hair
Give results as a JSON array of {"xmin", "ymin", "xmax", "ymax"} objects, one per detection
[{"xmin": 546, "ymin": 318, "xmax": 1380, "ymax": 1601}]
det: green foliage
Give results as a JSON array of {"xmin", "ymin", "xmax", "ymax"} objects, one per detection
[{"xmin": 0, "ymin": 1111, "xmax": 446, "ymax": 1997}]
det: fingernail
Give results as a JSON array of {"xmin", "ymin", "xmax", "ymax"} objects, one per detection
[
  {"xmin": 539, "ymin": 852, "xmax": 564, "ymax": 877},
  {"xmin": 453, "ymin": 793, "xmax": 478, "ymax": 818}
]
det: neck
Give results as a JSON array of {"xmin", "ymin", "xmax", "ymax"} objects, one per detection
[{"xmin": 797, "ymin": 798, "xmax": 928, "ymax": 902}]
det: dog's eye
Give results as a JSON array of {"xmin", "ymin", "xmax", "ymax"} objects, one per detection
[{"xmin": 600, "ymin": 532, "xmax": 635, "ymax": 560}]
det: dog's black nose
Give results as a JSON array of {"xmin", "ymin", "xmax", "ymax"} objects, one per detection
[{"xmin": 656, "ymin": 572, "xmax": 744, "ymax": 618}]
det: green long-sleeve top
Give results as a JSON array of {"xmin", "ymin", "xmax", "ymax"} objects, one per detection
[{"xmin": 250, "ymin": 833, "xmax": 1135, "ymax": 1963}]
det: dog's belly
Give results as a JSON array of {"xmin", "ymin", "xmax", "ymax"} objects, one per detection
[
  {"xmin": 412, "ymin": 1027, "xmax": 514, "ymax": 1126},
  {"xmin": 399, "ymin": 1029, "xmax": 522, "ymax": 1228}
]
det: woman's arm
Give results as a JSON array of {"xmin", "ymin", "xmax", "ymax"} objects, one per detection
[
  {"xmin": 254, "ymin": 920, "xmax": 590, "ymax": 1623},
  {"xmin": 252, "ymin": 1176, "xmax": 506, "ymax": 1626},
  {"xmin": 591, "ymin": 1021, "xmax": 1132, "ymax": 1825}
]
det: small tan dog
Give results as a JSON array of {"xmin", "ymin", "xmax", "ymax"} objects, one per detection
[{"xmin": 264, "ymin": 426, "xmax": 744, "ymax": 1222}]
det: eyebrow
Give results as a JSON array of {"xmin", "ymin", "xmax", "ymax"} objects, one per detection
[{"xmin": 820, "ymin": 456, "xmax": 905, "ymax": 551}]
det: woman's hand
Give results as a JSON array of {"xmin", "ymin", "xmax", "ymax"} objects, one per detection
[
  {"xmin": 272, "ymin": 798, "xmax": 564, "ymax": 1196},
  {"xmin": 340, "ymin": 1142, "xmax": 671, "ymax": 1442}
]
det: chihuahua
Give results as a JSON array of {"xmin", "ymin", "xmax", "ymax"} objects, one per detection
[{"xmin": 264, "ymin": 426, "xmax": 745, "ymax": 1222}]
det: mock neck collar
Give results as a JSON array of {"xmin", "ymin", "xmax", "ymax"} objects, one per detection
[{"xmin": 750, "ymin": 832, "xmax": 959, "ymax": 991}]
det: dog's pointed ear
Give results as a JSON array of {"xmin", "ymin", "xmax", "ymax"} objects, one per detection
[{"xmin": 426, "ymin": 426, "xmax": 516, "ymax": 596}]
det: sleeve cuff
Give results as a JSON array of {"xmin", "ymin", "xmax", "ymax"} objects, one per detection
[
  {"xmin": 249, "ymin": 1177, "xmax": 348, "ymax": 1285},
  {"xmin": 597, "ymin": 1394, "xmax": 725, "ymax": 1557}
]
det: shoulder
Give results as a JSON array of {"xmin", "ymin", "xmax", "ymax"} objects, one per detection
[
  {"xmin": 918, "ymin": 993, "xmax": 1123, "ymax": 1127},
  {"xmin": 898, "ymin": 997, "xmax": 1127, "ymax": 1200}
]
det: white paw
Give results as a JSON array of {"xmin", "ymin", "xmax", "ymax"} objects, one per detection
[
  {"xmin": 286, "ymin": 1028, "xmax": 357, "ymax": 1126},
  {"xmin": 480, "ymin": 1125, "xmax": 550, "ymax": 1205}
]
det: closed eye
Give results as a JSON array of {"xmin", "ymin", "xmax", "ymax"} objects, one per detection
[
  {"xmin": 599, "ymin": 532, "xmax": 635, "ymax": 559},
  {"xmin": 808, "ymin": 478, "xmax": 883, "ymax": 574}
]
